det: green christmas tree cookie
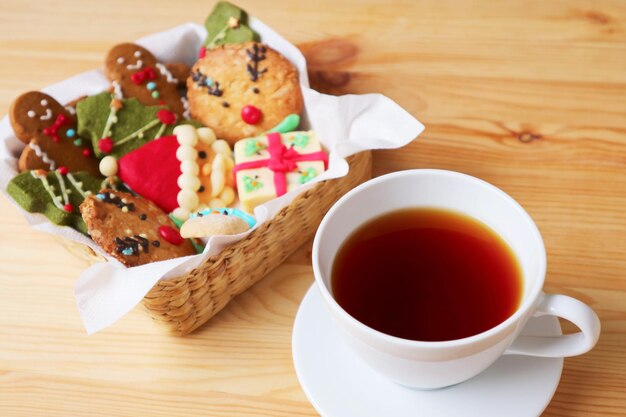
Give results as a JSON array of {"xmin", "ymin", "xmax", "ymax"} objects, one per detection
[
  {"xmin": 204, "ymin": 1, "xmax": 259, "ymax": 49},
  {"xmin": 7, "ymin": 170, "xmax": 103, "ymax": 235},
  {"xmin": 76, "ymin": 92, "xmax": 198, "ymax": 159}
]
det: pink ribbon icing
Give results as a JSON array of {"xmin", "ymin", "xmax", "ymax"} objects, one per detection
[{"xmin": 233, "ymin": 132, "xmax": 328, "ymax": 196}]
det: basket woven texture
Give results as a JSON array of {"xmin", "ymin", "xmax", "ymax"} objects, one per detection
[{"xmin": 71, "ymin": 151, "xmax": 372, "ymax": 335}]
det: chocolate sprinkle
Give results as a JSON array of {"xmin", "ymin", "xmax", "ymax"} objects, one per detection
[
  {"xmin": 133, "ymin": 235, "xmax": 150, "ymax": 252},
  {"xmin": 191, "ymin": 69, "xmax": 223, "ymax": 97},
  {"xmin": 114, "ymin": 235, "xmax": 149, "ymax": 256},
  {"xmin": 222, "ymin": 101, "xmax": 230, "ymax": 108},
  {"xmin": 207, "ymin": 82, "xmax": 223, "ymax": 97},
  {"xmin": 139, "ymin": 214, "xmax": 147, "ymax": 220},
  {"xmin": 252, "ymin": 87, "xmax": 260, "ymax": 94},
  {"xmin": 98, "ymin": 192, "xmax": 135, "ymax": 212},
  {"xmin": 246, "ymin": 43, "xmax": 267, "ymax": 82}
]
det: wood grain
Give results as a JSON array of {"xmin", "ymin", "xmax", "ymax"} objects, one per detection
[{"xmin": 0, "ymin": 0, "xmax": 624, "ymax": 416}]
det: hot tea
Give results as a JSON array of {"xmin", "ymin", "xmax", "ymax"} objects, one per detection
[{"xmin": 331, "ymin": 207, "xmax": 522, "ymax": 342}]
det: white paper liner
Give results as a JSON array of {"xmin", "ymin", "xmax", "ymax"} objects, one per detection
[{"xmin": 0, "ymin": 20, "xmax": 424, "ymax": 334}]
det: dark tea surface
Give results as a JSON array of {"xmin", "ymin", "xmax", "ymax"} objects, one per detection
[{"xmin": 331, "ymin": 208, "xmax": 522, "ymax": 342}]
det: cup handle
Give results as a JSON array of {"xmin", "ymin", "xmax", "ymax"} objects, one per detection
[{"xmin": 505, "ymin": 293, "xmax": 601, "ymax": 357}]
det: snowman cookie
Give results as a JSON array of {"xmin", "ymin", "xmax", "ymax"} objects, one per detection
[{"xmin": 187, "ymin": 42, "xmax": 303, "ymax": 145}]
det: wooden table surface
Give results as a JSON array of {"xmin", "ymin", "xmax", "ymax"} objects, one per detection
[{"xmin": 0, "ymin": 1, "xmax": 624, "ymax": 416}]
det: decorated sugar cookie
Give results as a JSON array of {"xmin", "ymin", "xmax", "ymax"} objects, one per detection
[
  {"xmin": 187, "ymin": 42, "xmax": 303, "ymax": 145},
  {"xmin": 80, "ymin": 190, "xmax": 196, "ymax": 267},
  {"xmin": 9, "ymin": 92, "xmax": 100, "ymax": 176},
  {"xmin": 201, "ymin": 1, "xmax": 259, "ymax": 54},
  {"xmin": 180, "ymin": 207, "xmax": 256, "ymax": 238},
  {"xmin": 76, "ymin": 91, "xmax": 196, "ymax": 159},
  {"xmin": 110, "ymin": 127, "xmax": 236, "ymax": 219},
  {"xmin": 233, "ymin": 131, "xmax": 327, "ymax": 213},
  {"xmin": 7, "ymin": 169, "xmax": 102, "ymax": 234},
  {"xmin": 104, "ymin": 43, "xmax": 189, "ymax": 118}
]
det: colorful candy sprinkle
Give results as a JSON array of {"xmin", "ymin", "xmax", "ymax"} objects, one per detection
[
  {"xmin": 146, "ymin": 81, "xmax": 156, "ymax": 90},
  {"xmin": 57, "ymin": 166, "xmax": 69, "ymax": 176},
  {"xmin": 66, "ymin": 128, "xmax": 76, "ymax": 138}
]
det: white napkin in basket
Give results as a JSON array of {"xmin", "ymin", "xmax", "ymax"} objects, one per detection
[{"xmin": 0, "ymin": 20, "xmax": 424, "ymax": 334}]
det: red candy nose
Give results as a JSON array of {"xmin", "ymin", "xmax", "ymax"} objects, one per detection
[{"xmin": 241, "ymin": 105, "xmax": 262, "ymax": 125}]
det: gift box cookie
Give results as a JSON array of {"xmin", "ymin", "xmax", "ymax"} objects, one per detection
[{"xmin": 233, "ymin": 131, "xmax": 328, "ymax": 213}]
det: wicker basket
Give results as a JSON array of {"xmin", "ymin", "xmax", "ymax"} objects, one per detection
[{"xmin": 70, "ymin": 151, "xmax": 372, "ymax": 335}]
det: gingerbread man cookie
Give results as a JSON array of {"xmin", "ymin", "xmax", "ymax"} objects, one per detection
[
  {"xmin": 80, "ymin": 189, "xmax": 196, "ymax": 267},
  {"xmin": 187, "ymin": 42, "xmax": 303, "ymax": 145},
  {"xmin": 9, "ymin": 92, "xmax": 100, "ymax": 176},
  {"xmin": 104, "ymin": 43, "xmax": 189, "ymax": 118}
]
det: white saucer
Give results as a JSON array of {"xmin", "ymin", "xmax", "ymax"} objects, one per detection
[{"xmin": 292, "ymin": 285, "xmax": 563, "ymax": 417}]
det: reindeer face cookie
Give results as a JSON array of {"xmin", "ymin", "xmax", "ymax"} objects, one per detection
[
  {"xmin": 187, "ymin": 42, "xmax": 303, "ymax": 145},
  {"xmin": 9, "ymin": 92, "xmax": 100, "ymax": 176},
  {"xmin": 104, "ymin": 43, "xmax": 189, "ymax": 118}
]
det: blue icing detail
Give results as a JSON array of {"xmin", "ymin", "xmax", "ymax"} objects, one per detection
[
  {"xmin": 191, "ymin": 208, "xmax": 257, "ymax": 229},
  {"xmin": 66, "ymin": 128, "xmax": 76, "ymax": 138},
  {"xmin": 122, "ymin": 248, "xmax": 134, "ymax": 256},
  {"xmin": 96, "ymin": 193, "xmax": 105, "ymax": 200},
  {"xmin": 147, "ymin": 81, "xmax": 156, "ymax": 90}
]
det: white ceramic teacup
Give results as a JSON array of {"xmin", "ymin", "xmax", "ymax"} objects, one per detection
[{"xmin": 312, "ymin": 169, "xmax": 601, "ymax": 389}]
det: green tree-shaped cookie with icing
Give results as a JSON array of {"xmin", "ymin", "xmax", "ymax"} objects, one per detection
[
  {"xmin": 76, "ymin": 92, "xmax": 198, "ymax": 159},
  {"xmin": 7, "ymin": 170, "xmax": 102, "ymax": 235},
  {"xmin": 204, "ymin": 2, "xmax": 259, "ymax": 49}
]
